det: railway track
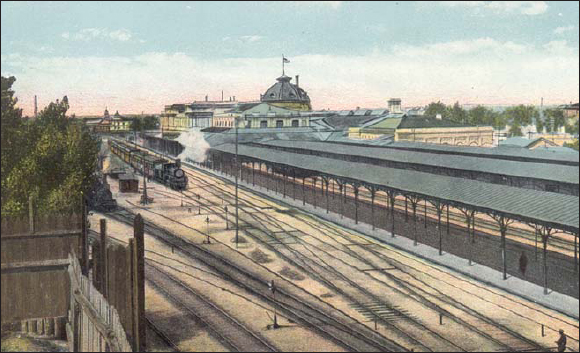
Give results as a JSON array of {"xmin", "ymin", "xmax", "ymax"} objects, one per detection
[
  {"xmin": 107, "ymin": 207, "xmax": 407, "ymax": 352},
  {"xmin": 184, "ymin": 163, "xmax": 579, "ymax": 350},
  {"xmin": 146, "ymin": 263, "xmax": 278, "ymax": 352},
  {"xmin": 109, "ymin": 140, "xmax": 579, "ymax": 351},
  {"xmin": 232, "ymin": 166, "xmax": 578, "ymax": 274},
  {"xmin": 145, "ymin": 316, "xmax": 181, "ymax": 352},
  {"xmin": 176, "ymin": 169, "xmax": 548, "ymax": 352}
]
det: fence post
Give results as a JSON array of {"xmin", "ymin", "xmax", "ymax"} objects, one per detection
[
  {"xmin": 100, "ymin": 219, "xmax": 108, "ymax": 299},
  {"xmin": 29, "ymin": 195, "xmax": 35, "ymax": 234},
  {"xmin": 81, "ymin": 193, "xmax": 89, "ymax": 275},
  {"xmin": 132, "ymin": 214, "xmax": 146, "ymax": 352}
]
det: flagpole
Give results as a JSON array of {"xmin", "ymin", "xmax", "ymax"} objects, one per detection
[{"xmin": 282, "ymin": 54, "xmax": 285, "ymax": 76}]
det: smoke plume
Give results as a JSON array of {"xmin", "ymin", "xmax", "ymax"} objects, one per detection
[{"xmin": 176, "ymin": 128, "xmax": 210, "ymax": 163}]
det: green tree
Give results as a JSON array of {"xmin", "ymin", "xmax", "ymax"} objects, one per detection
[
  {"xmin": 424, "ymin": 101, "xmax": 450, "ymax": 119},
  {"xmin": 131, "ymin": 117, "xmax": 143, "ymax": 132},
  {"xmin": 544, "ymin": 108, "xmax": 566, "ymax": 132},
  {"xmin": 142, "ymin": 115, "xmax": 158, "ymax": 130},
  {"xmin": 467, "ymin": 105, "xmax": 498, "ymax": 126},
  {"xmin": 504, "ymin": 105, "xmax": 539, "ymax": 126},
  {"xmin": 449, "ymin": 102, "xmax": 467, "ymax": 124},
  {"xmin": 1, "ymin": 76, "xmax": 99, "ymax": 215},
  {"xmin": 509, "ymin": 122, "xmax": 524, "ymax": 137}
]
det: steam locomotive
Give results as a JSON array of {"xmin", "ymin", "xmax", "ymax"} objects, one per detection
[{"xmin": 109, "ymin": 139, "xmax": 188, "ymax": 191}]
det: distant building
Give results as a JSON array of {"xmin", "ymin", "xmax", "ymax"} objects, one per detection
[
  {"xmin": 160, "ymin": 98, "xmax": 255, "ymax": 134},
  {"xmin": 562, "ymin": 103, "xmax": 579, "ymax": 126},
  {"xmin": 499, "ymin": 137, "xmax": 560, "ymax": 149},
  {"xmin": 110, "ymin": 110, "xmax": 133, "ymax": 132},
  {"xmin": 349, "ymin": 106, "xmax": 494, "ymax": 147},
  {"xmin": 528, "ymin": 131, "xmax": 576, "ymax": 146},
  {"xmin": 213, "ymin": 102, "xmax": 334, "ymax": 130}
]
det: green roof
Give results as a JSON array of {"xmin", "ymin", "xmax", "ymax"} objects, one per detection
[{"xmin": 212, "ymin": 143, "xmax": 579, "ymax": 232}]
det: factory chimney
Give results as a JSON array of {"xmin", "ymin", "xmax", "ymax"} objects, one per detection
[{"xmin": 34, "ymin": 95, "xmax": 38, "ymax": 118}]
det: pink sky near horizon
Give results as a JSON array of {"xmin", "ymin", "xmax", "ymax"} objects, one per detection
[{"xmin": 15, "ymin": 91, "xmax": 579, "ymax": 117}]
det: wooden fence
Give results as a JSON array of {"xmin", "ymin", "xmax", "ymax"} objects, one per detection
[
  {"xmin": 91, "ymin": 216, "xmax": 145, "ymax": 351},
  {"xmin": 1, "ymin": 196, "xmax": 88, "ymax": 327},
  {"xmin": 67, "ymin": 253, "xmax": 132, "ymax": 352}
]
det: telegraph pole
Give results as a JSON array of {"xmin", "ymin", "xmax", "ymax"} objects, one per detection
[{"xmin": 235, "ymin": 116, "xmax": 240, "ymax": 248}]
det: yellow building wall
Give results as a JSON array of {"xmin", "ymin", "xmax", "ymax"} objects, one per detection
[{"xmin": 395, "ymin": 126, "xmax": 494, "ymax": 146}]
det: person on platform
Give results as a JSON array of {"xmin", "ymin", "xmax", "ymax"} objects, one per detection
[
  {"xmin": 519, "ymin": 251, "xmax": 528, "ymax": 277},
  {"xmin": 556, "ymin": 329, "xmax": 567, "ymax": 352}
]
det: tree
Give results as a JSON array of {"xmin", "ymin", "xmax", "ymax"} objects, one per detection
[
  {"xmin": 509, "ymin": 122, "xmax": 524, "ymax": 137},
  {"xmin": 449, "ymin": 102, "xmax": 467, "ymax": 124},
  {"xmin": 504, "ymin": 105, "xmax": 539, "ymax": 127},
  {"xmin": 1, "ymin": 76, "xmax": 99, "ymax": 215},
  {"xmin": 142, "ymin": 115, "xmax": 158, "ymax": 130},
  {"xmin": 544, "ymin": 108, "xmax": 565, "ymax": 132},
  {"xmin": 467, "ymin": 105, "xmax": 498, "ymax": 126},
  {"xmin": 131, "ymin": 117, "xmax": 143, "ymax": 132},
  {"xmin": 424, "ymin": 101, "xmax": 450, "ymax": 119}
]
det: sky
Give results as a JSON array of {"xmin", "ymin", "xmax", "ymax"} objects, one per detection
[{"xmin": 1, "ymin": 1, "xmax": 579, "ymax": 116}]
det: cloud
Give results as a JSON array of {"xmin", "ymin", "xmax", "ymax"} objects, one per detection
[
  {"xmin": 222, "ymin": 35, "xmax": 264, "ymax": 44},
  {"xmin": 393, "ymin": 37, "xmax": 528, "ymax": 57},
  {"xmin": 440, "ymin": 1, "xmax": 548, "ymax": 15},
  {"xmin": 61, "ymin": 28, "xmax": 133, "ymax": 42},
  {"xmin": 553, "ymin": 25, "xmax": 576, "ymax": 35},
  {"xmin": 2, "ymin": 38, "xmax": 578, "ymax": 116},
  {"xmin": 239, "ymin": 35, "xmax": 263, "ymax": 43},
  {"xmin": 291, "ymin": 1, "xmax": 343, "ymax": 10}
]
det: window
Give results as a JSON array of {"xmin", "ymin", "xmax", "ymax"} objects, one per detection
[
  {"xmin": 276, "ymin": 120, "xmax": 284, "ymax": 128},
  {"xmin": 260, "ymin": 120, "xmax": 268, "ymax": 128},
  {"xmin": 291, "ymin": 119, "xmax": 299, "ymax": 127}
]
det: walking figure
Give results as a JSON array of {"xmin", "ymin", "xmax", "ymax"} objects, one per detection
[
  {"xmin": 519, "ymin": 251, "xmax": 528, "ymax": 277},
  {"xmin": 556, "ymin": 329, "xmax": 567, "ymax": 352}
]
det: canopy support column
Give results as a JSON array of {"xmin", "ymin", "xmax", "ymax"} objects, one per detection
[
  {"xmin": 370, "ymin": 189, "xmax": 376, "ymax": 230},
  {"xmin": 325, "ymin": 179, "xmax": 330, "ymax": 214},
  {"xmin": 312, "ymin": 177, "xmax": 317, "ymax": 209},
  {"xmin": 446, "ymin": 205, "xmax": 450, "ymax": 235},
  {"xmin": 302, "ymin": 177, "xmax": 306, "ymax": 206},
  {"xmin": 292, "ymin": 169, "xmax": 296, "ymax": 201},
  {"xmin": 252, "ymin": 162, "xmax": 255, "ymax": 187},
  {"xmin": 282, "ymin": 168, "xmax": 286, "ymax": 198},
  {"xmin": 354, "ymin": 187, "xmax": 360, "ymax": 224},
  {"xmin": 390, "ymin": 193, "xmax": 396, "ymax": 238}
]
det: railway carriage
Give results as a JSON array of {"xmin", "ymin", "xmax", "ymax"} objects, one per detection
[{"xmin": 110, "ymin": 139, "xmax": 188, "ymax": 191}]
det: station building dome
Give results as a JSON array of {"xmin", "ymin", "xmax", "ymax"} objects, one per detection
[{"xmin": 261, "ymin": 74, "xmax": 312, "ymax": 111}]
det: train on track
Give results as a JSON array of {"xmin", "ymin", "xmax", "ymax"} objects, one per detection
[{"xmin": 109, "ymin": 139, "xmax": 188, "ymax": 191}]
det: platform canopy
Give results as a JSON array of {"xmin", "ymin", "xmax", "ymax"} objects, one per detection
[
  {"xmin": 256, "ymin": 140, "xmax": 579, "ymax": 185},
  {"xmin": 211, "ymin": 143, "xmax": 579, "ymax": 233}
]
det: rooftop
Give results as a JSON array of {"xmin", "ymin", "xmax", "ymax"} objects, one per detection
[
  {"xmin": 211, "ymin": 143, "xmax": 579, "ymax": 232},
  {"xmin": 255, "ymin": 140, "xmax": 579, "ymax": 185}
]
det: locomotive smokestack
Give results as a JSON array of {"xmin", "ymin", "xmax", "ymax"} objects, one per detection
[{"xmin": 175, "ymin": 158, "xmax": 181, "ymax": 168}]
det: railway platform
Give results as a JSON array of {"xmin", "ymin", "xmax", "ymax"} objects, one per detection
[{"xmin": 197, "ymin": 162, "xmax": 580, "ymax": 320}]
